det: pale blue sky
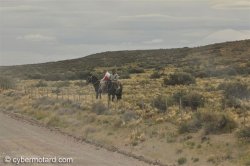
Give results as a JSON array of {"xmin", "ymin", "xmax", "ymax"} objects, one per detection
[{"xmin": 1, "ymin": 0, "xmax": 250, "ymax": 65}]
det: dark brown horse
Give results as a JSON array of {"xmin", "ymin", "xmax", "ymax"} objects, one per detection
[
  {"xmin": 86, "ymin": 75, "xmax": 122, "ymax": 101},
  {"xmin": 86, "ymin": 75, "xmax": 101, "ymax": 99}
]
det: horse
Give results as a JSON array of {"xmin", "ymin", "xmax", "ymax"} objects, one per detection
[
  {"xmin": 107, "ymin": 80, "xmax": 123, "ymax": 101},
  {"xmin": 86, "ymin": 75, "xmax": 123, "ymax": 101},
  {"xmin": 86, "ymin": 75, "xmax": 101, "ymax": 99}
]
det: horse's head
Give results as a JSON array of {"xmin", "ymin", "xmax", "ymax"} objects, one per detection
[
  {"xmin": 86, "ymin": 75, "xmax": 99, "ymax": 85},
  {"xmin": 86, "ymin": 75, "xmax": 93, "ymax": 85}
]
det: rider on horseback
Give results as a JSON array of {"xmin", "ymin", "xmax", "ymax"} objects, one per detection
[
  {"xmin": 110, "ymin": 69, "xmax": 120, "ymax": 90},
  {"xmin": 100, "ymin": 69, "xmax": 120, "ymax": 92},
  {"xmin": 110, "ymin": 69, "xmax": 119, "ymax": 82},
  {"xmin": 100, "ymin": 70, "xmax": 110, "ymax": 92}
]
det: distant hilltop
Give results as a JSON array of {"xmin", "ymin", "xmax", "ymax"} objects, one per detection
[{"xmin": 1, "ymin": 39, "xmax": 250, "ymax": 80}]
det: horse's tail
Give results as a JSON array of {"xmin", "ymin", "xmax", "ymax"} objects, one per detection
[{"xmin": 116, "ymin": 83, "xmax": 123, "ymax": 100}]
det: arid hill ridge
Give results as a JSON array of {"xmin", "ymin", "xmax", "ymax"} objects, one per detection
[{"xmin": 1, "ymin": 39, "xmax": 249, "ymax": 80}]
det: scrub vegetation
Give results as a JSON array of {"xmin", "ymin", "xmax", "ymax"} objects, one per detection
[{"xmin": 0, "ymin": 40, "xmax": 250, "ymax": 166}]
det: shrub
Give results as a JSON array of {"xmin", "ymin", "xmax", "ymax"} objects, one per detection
[
  {"xmin": 32, "ymin": 97, "xmax": 55, "ymax": 109},
  {"xmin": 182, "ymin": 92, "xmax": 205, "ymax": 110},
  {"xmin": 177, "ymin": 157, "xmax": 187, "ymax": 165},
  {"xmin": 34, "ymin": 80, "xmax": 48, "ymax": 87},
  {"xmin": 51, "ymin": 88, "xmax": 61, "ymax": 98},
  {"xmin": 26, "ymin": 73, "xmax": 43, "ymax": 79},
  {"xmin": 218, "ymin": 81, "xmax": 250, "ymax": 99},
  {"xmin": 221, "ymin": 97, "xmax": 241, "ymax": 109},
  {"xmin": 179, "ymin": 115, "xmax": 202, "ymax": 134},
  {"xmin": 75, "ymin": 71, "xmax": 91, "ymax": 79},
  {"xmin": 202, "ymin": 113, "xmax": 237, "ymax": 134},
  {"xmin": 122, "ymin": 111, "xmax": 138, "ymax": 122},
  {"xmin": 91, "ymin": 102, "xmax": 108, "ymax": 115},
  {"xmin": 128, "ymin": 67, "xmax": 144, "ymax": 74},
  {"xmin": 172, "ymin": 91, "xmax": 186, "ymax": 102},
  {"xmin": 237, "ymin": 127, "xmax": 250, "ymax": 142},
  {"xmin": 0, "ymin": 76, "xmax": 16, "ymax": 89},
  {"xmin": 46, "ymin": 115, "xmax": 61, "ymax": 127},
  {"xmin": 150, "ymin": 71, "xmax": 161, "ymax": 79},
  {"xmin": 151, "ymin": 95, "xmax": 167, "ymax": 113},
  {"xmin": 64, "ymin": 71, "xmax": 77, "ymax": 80},
  {"xmin": 54, "ymin": 81, "xmax": 70, "ymax": 88},
  {"xmin": 179, "ymin": 112, "xmax": 237, "ymax": 134},
  {"xmin": 74, "ymin": 81, "xmax": 86, "ymax": 87},
  {"xmin": 194, "ymin": 71, "xmax": 209, "ymax": 78},
  {"xmin": 119, "ymin": 71, "xmax": 131, "ymax": 79},
  {"xmin": 172, "ymin": 91, "xmax": 204, "ymax": 110},
  {"xmin": 44, "ymin": 73, "xmax": 63, "ymax": 81},
  {"xmin": 164, "ymin": 72, "xmax": 195, "ymax": 86}
]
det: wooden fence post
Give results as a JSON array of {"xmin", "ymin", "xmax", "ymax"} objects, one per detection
[{"xmin": 179, "ymin": 97, "xmax": 183, "ymax": 120}]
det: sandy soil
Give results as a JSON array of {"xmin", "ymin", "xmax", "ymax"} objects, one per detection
[{"xmin": 0, "ymin": 112, "xmax": 151, "ymax": 166}]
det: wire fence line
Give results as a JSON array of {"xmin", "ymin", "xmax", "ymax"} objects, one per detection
[
  {"xmin": 2, "ymin": 84, "xmax": 250, "ymax": 126},
  {"xmin": 8, "ymin": 84, "xmax": 223, "ymax": 114}
]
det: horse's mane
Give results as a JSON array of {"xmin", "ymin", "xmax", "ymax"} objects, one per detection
[{"xmin": 91, "ymin": 75, "xmax": 99, "ymax": 81}]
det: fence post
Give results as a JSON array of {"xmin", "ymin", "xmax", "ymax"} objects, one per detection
[
  {"xmin": 91, "ymin": 93, "xmax": 94, "ymax": 103},
  {"xmin": 243, "ymin": 99, "xmax": 247, "ymax": 127},
  {"xmin": 107, "ymin": 97, "xmax": 110, "ymax": 110},
  {"xmin": 67, "ymin": 88, "xmax": 70, "ymax": 101},
  {"xmin": 165, "ymin": 98, "xmax": 168, "ymax": 112},
  {"xmin": 179, "ymin": 97, "xmax": 183, "ymax": 120}
]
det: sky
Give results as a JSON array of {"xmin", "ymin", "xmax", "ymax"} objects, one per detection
[{"xmin": 0, "ymin": 0, "xmax": 250, "ymax": 66}]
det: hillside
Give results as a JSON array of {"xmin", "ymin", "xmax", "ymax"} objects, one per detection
[
  {"xmin": 0, "ymin": 40, "xmax": 250, "ymax": 165},
  {"xmin": 1, "ymin": 39, "xmax": 250, "ymax": 80}
]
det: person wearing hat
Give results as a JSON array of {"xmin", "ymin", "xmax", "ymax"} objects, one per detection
[
  {"xmin": 110, "ymin": 69, "xmax": 119, "ymax": 82},
  {"xmin": 100, "ymin": 70, "xmax": 111, "ymax": 92}
]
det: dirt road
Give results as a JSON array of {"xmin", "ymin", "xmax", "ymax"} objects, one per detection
[{"xmin": 0, "ymin": 112, "xmax": 150, "ymax": 166}]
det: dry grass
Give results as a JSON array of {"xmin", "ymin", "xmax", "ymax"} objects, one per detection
[{"xmin": 0, "ymin": 68, "xmax": 249, "ymax": 166}]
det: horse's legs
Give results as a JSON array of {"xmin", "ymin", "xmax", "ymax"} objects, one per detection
[
  {"xmin": 96, "ymin": 92, "xmax": 98, "ymax": 99},
  {"xmin": 112, "ymin": 95, "xmax": 115, "ymax": 101}
]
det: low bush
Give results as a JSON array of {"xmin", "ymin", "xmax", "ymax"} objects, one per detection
[
  {"xmin": 150, "ymin": 71, "xmax": 161, "ymax": 79},
  {"xmin": 179, "ymin": 115, "xmax": 202, "ymax": 134},
  {"xmin": 164, "ymin": 72, "xmax": 195, "ymax": 86},
  {"xmin": 151, "ymin": 95, "xmax": 167, "ymax": 113},
  {"xmin": 0, "ymin": 76, "xmax": 16, "ymax": 89},
  {"xmin": 179, "ymin": 112, "xmax": 237, "ymax": 134},
  {"xmin": 128, "ymin": 67, "xmax": 144, "ymax": 74},
  {"xmin": 202, "ymin": 113, "xmax": 237, "ymax": 134},
  {"xmin": 35, "ymin": 80, "xmax": 48, "ymax": 87},
  {"xmin": 221, "ymin": 97, "xmax": 241, "ymax": 109},
  {"xmin": 182, "ymin": 92, "xmax": 205, "ymax": 110},
  {"xmin": 172, "ymin": 91, "xmax": 204, "ymax": 110},
  {"xmin": 177, "ymin": 157, "xmax": 187, "ymax": 165},
  {"xmin": 119, "ymin": 71, "xmax": 131, "ymax": 79},
  {"xmin": 46, "ymin": 115, "xmax": 61, "ymax": 127},
  {"xmin": 122, "ymin": 111, "xmax": 138, "ymax": 122},
  {"xmin": 26, "ymin": 73, "xmax": 43, "ymax": 79},
  {"xmin": 91, "ymin": 102, "xmax": 108, "ymax": 115},
  {"xmin": 51, "ymin": 87, "xmax": 61, "ymax": 95},
  {"xmin": 54, "ymin": 81, "xmax": 70, "ymax": 88},
  {"xmin": 75, "ymin": 71, "xmax": 91, "ymax": 79},
  {"xmin": 74, "ymin": 81, "xmax": 86, "ymax": 87},
  {"xmin": 44, "ymin": 73, "xmax": 63, "ymax": 81},
  {"xmin": 237, "ymin": 127, "xmax": 250, "ymax": 142},
  {"xmin": 218, "ymin": 81, "xmax": 250, "ymax": 99},
  {"xmin": 32, "ymin": 97, "xmax": 55, "ymax": 109}
]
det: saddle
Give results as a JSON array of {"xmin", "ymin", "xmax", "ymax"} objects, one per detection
[{"xmin": 100, "ymin": 80, "xmax": 120, "ymax": 93}]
